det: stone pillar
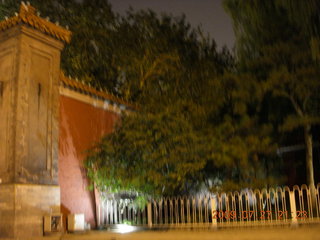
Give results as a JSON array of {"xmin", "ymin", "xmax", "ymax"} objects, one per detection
[{"xmin": 0, "ymin": 3, "xmax": 71, "ymax": 239}]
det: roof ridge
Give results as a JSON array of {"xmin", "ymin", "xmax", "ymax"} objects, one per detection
[
  {"xmin": 59, "ymin": 71, "xmax": 137, "ymax": 110},
  {"xmin": 0, "ymin": 2, "xmax": 71, "ymax": 43}
]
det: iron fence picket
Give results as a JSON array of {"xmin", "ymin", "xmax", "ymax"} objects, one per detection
[{"xmin": 98, "ymin": 183, "xmax": 320, "ymax": 228}]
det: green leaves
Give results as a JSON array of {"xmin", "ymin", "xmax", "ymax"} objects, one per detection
[
  {"xmin": 86, "ymin": 110, "xmax": 206, "ymax": 196},
  {"xmin": 224, "ymin": 0, "xmax": 320, "ymax": 188},
  {"xmin": 1, "ymin": 0, "xmax": 294, "ymax": 194}
]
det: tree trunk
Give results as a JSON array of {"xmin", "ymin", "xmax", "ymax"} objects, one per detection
[
  {"xmin": 304, "ymin": 124, "xmax": 316, "ymax": 208},
  {"xmin": 304, "ymin": 124, "xmax": 315, "ymax": 187}
]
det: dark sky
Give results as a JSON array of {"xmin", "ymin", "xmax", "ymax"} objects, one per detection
[{"xmin": 108, "ymin": 0, "xmax": 235, "ymax": 50}]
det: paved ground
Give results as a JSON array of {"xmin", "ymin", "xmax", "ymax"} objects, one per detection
[{"xmin": 57, "ymin": 225, "xmax": 320, "ymax": 240}]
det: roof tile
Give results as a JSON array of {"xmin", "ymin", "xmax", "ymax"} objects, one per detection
[
  {"xmin": 60, "ymin": 72, "xmax": 137, "ymax": 110},
  {"xmin": 0, "ymin": 3, "xmax": 71, "ymax": 43}
]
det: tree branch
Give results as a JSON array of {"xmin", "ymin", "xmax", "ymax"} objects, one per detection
[{"xmin": 289, "ymin": 95, "xmax": 304, "ymax": 117}]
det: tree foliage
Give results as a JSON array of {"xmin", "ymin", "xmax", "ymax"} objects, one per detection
[
  {"xmin": 1, "ymin": 1, "xmax": 293, "ymax": 195},
  {"xmin": 224, "ymin": 0, "xmax": 320, "ymax": 188},
  {"xmin": 86, "ymin": 110, "xmax": 207, "ymax": 196}
]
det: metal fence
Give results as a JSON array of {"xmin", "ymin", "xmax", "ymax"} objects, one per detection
[{"xmin": 97, "ymin": 183, "xmax": 320, "ymax": 228}]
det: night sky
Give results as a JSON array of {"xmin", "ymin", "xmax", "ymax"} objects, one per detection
[{"xmin": 108, "ymin": 0, "xmax": 235, "ymax": 50}]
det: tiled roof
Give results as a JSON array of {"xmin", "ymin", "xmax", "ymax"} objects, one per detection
[
  {"xmin": 0, "ymin": 2, "xmax": 71, "ymax": 43},
  {"xmin": 60, "ymin": 72, "xmax": 136, "ymax": 110}
]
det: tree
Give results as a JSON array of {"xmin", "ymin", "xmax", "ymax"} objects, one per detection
[
  {"xmin": 204, "ymin": 71, "xmax": 278, "ymax": 191},
  {"xmin": 224, "ymin": 0, "xmax": 320, "ymax": 190},
  {"xmin": 85, "ymin": 110, "xmax": 207, "ymax": 196},
  {"xmin": 1, "ymin": 0, "xmax": 283, "ymax": 195},
  {"xmin": 66, "ymin": 2, "xmax": 279, "ymax": 193},
  {"xmin": 82, "ymin": 7, "xmax": 236, "ymax": 195},
  {"xmin": 276, "ymin": 0, "xmax": 320, "ymax": 61},
  {"xmin": 267, "ymin": 46, "xmax": 320, "ymax": 189}
]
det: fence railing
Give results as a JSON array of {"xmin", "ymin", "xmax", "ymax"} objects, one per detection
[{"xmin": 97, "ymin": 183, "xmax": 320, "ymax": 228}]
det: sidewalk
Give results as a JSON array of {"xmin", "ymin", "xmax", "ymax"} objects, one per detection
[{"xmin": 57, "ymin": 225, "xmax": 320, "ymax": 240}]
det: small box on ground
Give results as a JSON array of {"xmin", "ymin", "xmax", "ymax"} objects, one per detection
[{"xmin": 67, "ymin": 214, "xmax": 85, "ymax": 232}]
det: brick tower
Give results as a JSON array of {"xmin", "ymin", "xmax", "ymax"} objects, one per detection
[{"xmin": 0, "ymin": 3, "xmax": 71, "ymax": 238}]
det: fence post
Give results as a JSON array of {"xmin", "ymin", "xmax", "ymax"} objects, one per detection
[
  {"xmin": 211, "ymin": 197, "xmax": 217, "ymax": 228},
  {"xmin": 289, "ymin": 191, "xmax": 298, "ymax": 226},
  {"xmin": 148, "ymin": 202, "xmax": 152, "ymax": 228},
  {"xmin": 97, "ymin": 203, "xmax": 101, "ymax": 227}
]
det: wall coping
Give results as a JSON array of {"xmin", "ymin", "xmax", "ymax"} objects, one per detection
[
  {"xmin": 60, "ymin": 72, "xmax": 136, "ymax": 113},
  {"xmin": 0, "ymin": 2, "xmax": 71, "ymax": 43}
]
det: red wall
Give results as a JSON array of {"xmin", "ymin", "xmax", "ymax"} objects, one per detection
[{"xmin": 59, "ymin": 95, "xmax": 119, "ymax": 228}]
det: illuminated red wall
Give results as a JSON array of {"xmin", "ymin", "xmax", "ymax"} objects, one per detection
[{"xmin": 59, "ymin": 95, "xmax": 119, "ymax": 228}]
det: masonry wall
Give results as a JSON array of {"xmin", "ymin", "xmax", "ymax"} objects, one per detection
[{"xmin": 59, "ymin": 94, "xmax": 119, "ymax": 228}]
